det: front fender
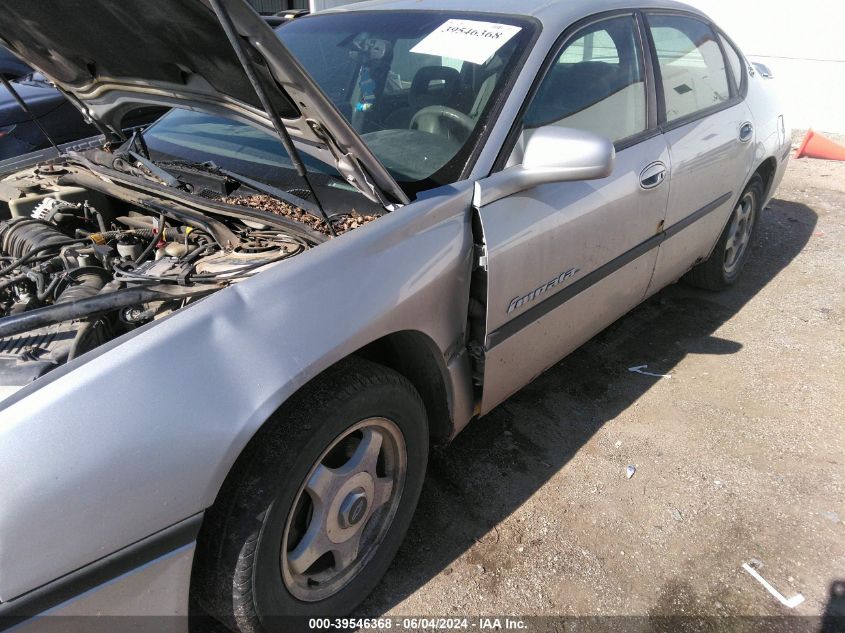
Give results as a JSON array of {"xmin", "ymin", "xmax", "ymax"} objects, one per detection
[{"xmin": 0, "ymin": 181, "xmax": 475, "ymax": 601}]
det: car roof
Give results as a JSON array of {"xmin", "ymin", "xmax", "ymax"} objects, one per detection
[{"xmin": 324, "ymin": 0, "xmax": 709, "ymax": 31}]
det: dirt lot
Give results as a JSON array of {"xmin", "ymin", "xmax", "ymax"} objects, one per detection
[{"xmin": 359, "ymin": 135, "xmax": 845, "ymax": 626}]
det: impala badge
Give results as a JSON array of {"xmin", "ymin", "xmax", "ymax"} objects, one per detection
[{"xmin": 507, "ymin": 267, "xmax": 580, "ymax": 314}]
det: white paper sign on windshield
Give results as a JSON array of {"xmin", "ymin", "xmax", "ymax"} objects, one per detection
[{"xmin": 410, "ymin": 19, "xmax": 522, "ymax": 66}]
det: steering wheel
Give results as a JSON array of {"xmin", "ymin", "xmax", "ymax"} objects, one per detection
[{"xmin": 410, "ymin": 106, "xmax": 475, "ymax": 143}]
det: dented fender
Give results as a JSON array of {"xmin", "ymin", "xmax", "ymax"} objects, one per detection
[{"xmin": 0, "ymin": 181, "xmax": 476, "ymax": 601}]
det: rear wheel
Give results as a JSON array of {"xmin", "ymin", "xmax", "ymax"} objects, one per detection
[
  {"xmin": 685, "ymin": 173, "xmax": 764, "ymax": 291},
  {"xmin": 191, "ymin": 358, "xmax": 428, "ymax": 632}
]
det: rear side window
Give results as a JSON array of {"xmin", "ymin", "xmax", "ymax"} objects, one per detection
[
  {"xmin": 557, "ymin": 29, "xmax": 620, "ymax": 65},
  {"xmin": 523, "ymin": 15, "xmax": 646, "ymax": 143},
  {"xmin": 647, "ymin": 14, "xmax": 730, "ymax": 122}
]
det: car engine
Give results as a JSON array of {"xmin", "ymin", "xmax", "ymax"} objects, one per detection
[{"xmin": 0, "ymin": 182, "xmax": 313, "ymax": 388}]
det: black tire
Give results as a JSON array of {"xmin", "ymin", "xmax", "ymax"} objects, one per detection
[
  {"xmin": 685, "ymin": 173, "xmax": 764, "ymax": 291},
  {"xmin": 191, "ymin": 357, "xmax": 428, "ymax": 632}
]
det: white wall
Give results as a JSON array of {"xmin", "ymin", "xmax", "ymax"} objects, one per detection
[
  {"xmin": 310, "ymin": 0, "xmax": 367, "ymax": 10},
  {"xmin": 676, "ymin": 0, "xmax": 845, "ymax": 133}
]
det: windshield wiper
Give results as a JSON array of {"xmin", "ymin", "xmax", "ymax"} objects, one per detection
[
  {"xmin": 65, "ymin": 146, "xmax": 181, "ymax": 192},
  {"xmin": 118, "ymin": 150, "xmax": 184, "ymax": 189},
  {"xmin": 110, "ymin": 130, "xmax": 183, "ymax": 189},
  {"xmin": 156, "ymin": 159, "xmax": 322, "ymax": 216},
  {"xmin": 129, "ymin": 127, "xmax": 151, "ymax": 160},
  {"xmin": 68, "ymin": 147, "xmax": 321, "ymax": 220}
]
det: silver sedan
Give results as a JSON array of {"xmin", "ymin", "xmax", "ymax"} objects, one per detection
[{"xmin": 0, "ymin": 0, "xmax": 789, "ymax": 629}]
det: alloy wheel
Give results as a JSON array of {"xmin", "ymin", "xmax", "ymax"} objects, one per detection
[
  {"xmin": 281, "ymin": 417, "xmax": 407, "ymax": 602},
  {"xmin": 723, "ymin": 191, "xmax": 756, "ymax": 275}
]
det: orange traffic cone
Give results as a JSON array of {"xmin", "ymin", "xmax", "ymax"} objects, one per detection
[{"xmin": 795, "ymin": 129, "xmax": 845, "ymax": 161}]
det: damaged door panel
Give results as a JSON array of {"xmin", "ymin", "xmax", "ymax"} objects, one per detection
[{"xmin": 474, "ymin": 134, "xmax": 671, "ymax": 413}]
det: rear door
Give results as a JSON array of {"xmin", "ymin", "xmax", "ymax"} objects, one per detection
[
  {"xmin": 643, "ymin": 12, "xmax": 756, "ymax": 293},
  {"xmin": 474, "ymin": 13, "xmax": 670, "ymax": 413}
]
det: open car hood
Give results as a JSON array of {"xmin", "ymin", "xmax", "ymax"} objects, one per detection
[{"xmin": 0, "ymin": 0, "xmax": 408, "ymax": 206}]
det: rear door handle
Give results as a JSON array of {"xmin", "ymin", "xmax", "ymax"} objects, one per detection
[
  {"xmin": 739, "ymin": 122, "xmax": 754, "ymax": 142},
  {"xmin": 639, "ymin": 161, "xmax": 666, "ymax": 190}
]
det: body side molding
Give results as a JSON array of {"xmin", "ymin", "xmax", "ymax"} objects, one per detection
[
  {"xmin": 0, "ymin": 513, "xmax": 203, "ymax": 628},
  {"xmin": 486, "ymin": 191, "xmax": 733, "ymax": 349}
]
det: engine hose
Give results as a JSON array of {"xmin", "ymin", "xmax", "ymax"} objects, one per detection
[
  {"xmin": 143, "ymin": 201, "xmax": 239, "ymax": 249},
  {"xmin": 0, "ymin": 238, "xmax": 86, "ymax": 277},
  {"xmin": 115, "ymin": 215, "xmax": 155, "ymax": 230},
  {"xmin": 132, "ymin": 214, "xmax": 165, "ymax": 265},
  {"xmin": 88, "ymin": 229, "xmax": 156, "ymax": 242},
  {"xmin": 0, "ymin": 218, "xmax": 69, "ymax": 259},
  {"xmin": 35, "ymin": 275, "xmax": 63, "ymax": 302},
  {"xmin": 0, "ymin": 286, "xmax": 220, "ymax": 338},
  {"xmin": 56, "ymin": 270, "xmax": 109, "ymax": 305}
]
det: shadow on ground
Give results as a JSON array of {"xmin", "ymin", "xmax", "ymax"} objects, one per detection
[
  {"xmin": 358, "ymin": 198, "xmax": 819, "ymax": 615},
  {"xmin": 821, "ymin": 580, "xmax": 845, "ymax": 633}
]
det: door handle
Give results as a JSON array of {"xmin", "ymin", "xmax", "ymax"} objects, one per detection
[
  {"xmin": 739, "ymin": 122, "xmax": 754, "ymax": 143},
  {"xmin": 639, "ymin": 161, "xmax": 666, "ymax": 190}
]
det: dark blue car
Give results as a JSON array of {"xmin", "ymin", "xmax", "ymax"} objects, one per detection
[
  {"xmin": 0, "ymin": 47, "xmax": 163, "ymax": 160},
  {"xmin": 0, "ymin": 45, "xmax": 30, "ymax": 80},
  {"xmin": 0, "ymin": 71, "xmax": 99, "ymax": 160}
]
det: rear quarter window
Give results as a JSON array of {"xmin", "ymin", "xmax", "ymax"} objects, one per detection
[{"xmin": 719, "ymin": 33, "xmax": 745, "ymax": 93}]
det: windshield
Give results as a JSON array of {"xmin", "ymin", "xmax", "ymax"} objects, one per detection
[
  {"xmin": 138, "ymin": 109, "xmax": 342, "ymax": 188},
  {"xmin": 281, "ymin": 12, "xmax": 534, "ymax": 192},
  {"xmin": 140, "ymin": 11, "xmax": 535, "ymax": 198}
]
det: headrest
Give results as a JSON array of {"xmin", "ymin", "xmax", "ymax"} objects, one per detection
[{"xmin": 410, "ymin": 66, "xmax": 460, "ymax": 110}]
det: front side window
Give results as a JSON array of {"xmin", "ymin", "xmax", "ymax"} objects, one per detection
[
  {"xmin": 522, "ymin": 15, "xmax": 647, "ymax": 144},
  {"xmin": 647, "ymin": 14, "xmax": 730, "ymax": 122}
]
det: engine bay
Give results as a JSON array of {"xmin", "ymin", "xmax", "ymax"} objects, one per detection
[{"xmin": 0, "ymin": 157, "xmax": 380, "ymax": 388}]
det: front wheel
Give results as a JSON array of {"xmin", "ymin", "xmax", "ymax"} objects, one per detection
[
  {"xmin": 191, "ymin": 358, "xmax": 428, "ymax": 632},
  {"xmin": 685, "ymin": 173, "xmax": 764, "ymax": 291}
]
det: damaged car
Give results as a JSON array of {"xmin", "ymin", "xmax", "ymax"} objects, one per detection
[{"xmin": 0, "ymin": 0, "xmax": 790, "ymax": 630}]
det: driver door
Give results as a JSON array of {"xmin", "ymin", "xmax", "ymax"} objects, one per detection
[{"xmin": 475, "ymin": 13, "xmax": 670, "ymax": 413}]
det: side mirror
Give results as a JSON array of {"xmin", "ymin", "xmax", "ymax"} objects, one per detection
[{"xmin": 475, "ymin": 126, "xmax": 615, "ymax": 207}]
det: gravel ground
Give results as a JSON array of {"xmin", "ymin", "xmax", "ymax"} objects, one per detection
[{"xmin": 358, "ymin": 134, "xmax": 845, "ymax": 626}]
